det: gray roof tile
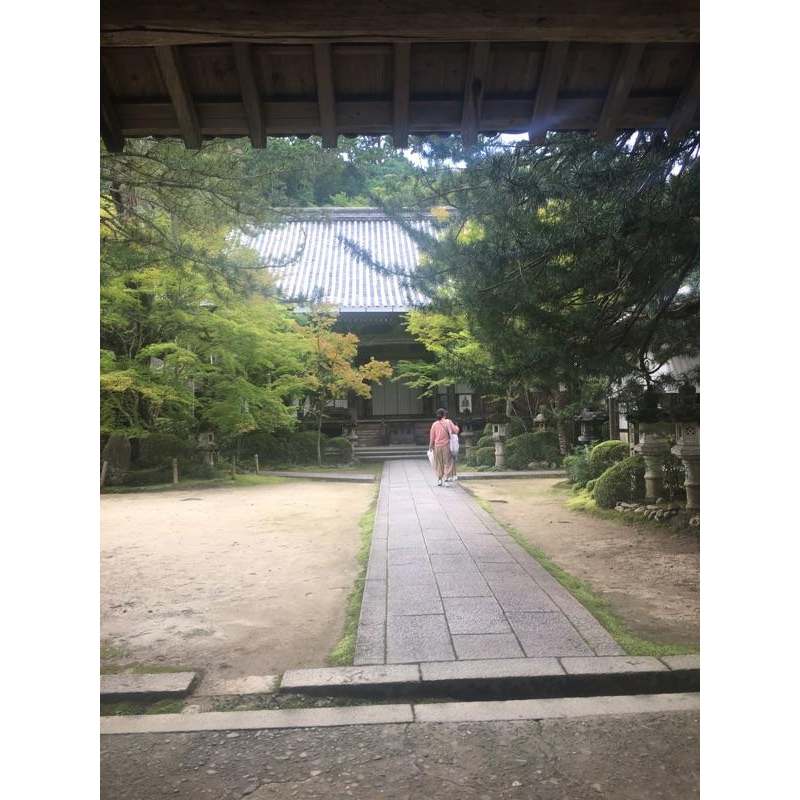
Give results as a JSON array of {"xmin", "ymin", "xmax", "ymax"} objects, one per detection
[{"xmin": 240, "ymin": 208, "xmax": 433, "ymax": 311}]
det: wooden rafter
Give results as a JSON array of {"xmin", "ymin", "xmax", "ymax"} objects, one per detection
[
  {"xmin": 528, "ymin": 42, "xmax": 569, "ymax": 144},
  {"xmin": 461, "ymin": 42, "xmax": 492, "ymax": 147},
  {"xmin": 233, "ymin": 43, "xmax": 265, "ymax": 148},
  {"xmin": 667, "ymin": 51, "xmax": 700, "ymax": 141},
  {"xmin": 393, "ymin": 43, "xmax": 411, "ymax": 149},
  {"xmin": 154, "ymin": 46, "xmax": 201, "ymax": 149},
  {"xmin": 101, "ymin": 2, "xmax": 701, "ymax": 47},
  {"xmin": 596, "ymin": 43, "xmax": 645, "ymax": 142},
  {"xmin": 313, "ymin": 43, "xmax": 337, "ymax": 148},
  {"xmin": 100, "ymin": 73, "xmax": 125, "ymax": 153}
]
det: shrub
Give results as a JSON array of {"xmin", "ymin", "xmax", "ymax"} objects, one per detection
[
  {"xmin": 585, "ymin": 478, "xmax": 597, "ymax": 495},
  {"xmin": 324, "ymin": 436, "xmax": 353, "ymax": 464},
  {"xmin": 288, "ymin": 430, "xmax": 326, "ymax": 465},
  {"xmin": 136, "ymin": 433, "xmax": 197, "ymax": 468},
  {"xmin": 239, "ymin": 430, "xmax": 289, "ymax": 463},
  {"xmin": 564, "ymin": 448, "xmax": 591, "ymax": 487},
  {"xmin": 505, "ymin": 431, "xmax": 564, "ymax": 470},
  {"xmin": 506, "ymin": 417, "xmax": 527, "ymax": 438},
  {"xmin": 588, "ymin": 440, "xmax": 630, "ymax": 478},
  {"xmin": 483, "ymin": 423, "xmax": 493, "ymax": 436},
  {"xmin": 594, "ymin": 455, "xmax": 646, "ymax": 508},
  {"xmin": 475, "ymin": 446, "xmax": 496, "ymax": 467},
  {"xmin": 106, "ymin": 466, "xmax": 172, "ymax": 486},
  {"xmin": 476, "ymin": 435, "xmax": 494, "ymax": 449}
]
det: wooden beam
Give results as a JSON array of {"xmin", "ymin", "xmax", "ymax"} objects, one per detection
[
  {"xmin": 528, "ymin": 42, "xmax": 569, "ymax": 144},
  {"xmin": 667, "ymin": 51, "xmax": 700, "ymax": 141},
  {"xmin": 596, "ymin": 43, "xmax": 645, "ymax": 141},
  {"xmin": 393, "ymin": 43, "xmax": 411, "ymax": 148},
  {"xmin": 154, "ymin": 46, "xmax": 202, "ymax": 148},
  {"xmin": 233, "ymin": 43, "xmax": 265, "ymax": 148},
  {"xmin": 313, "ymin": 43, "xmax": 337, "ymax": 148},
  {"xmin": 461, "ymin": 42, "xmax": 492, "ymax": 147},
  {"xmin": 101, "ymin": 2, "xmax": 700, "ymax": 46},
  {"xmin": 100, "ymin": 74, "xmax": 125, "ymax": 152}
]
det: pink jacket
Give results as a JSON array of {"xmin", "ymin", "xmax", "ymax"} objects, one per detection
[{"xmin": 429, "ymin": 418, "xmax": 459, "ymax": 448}]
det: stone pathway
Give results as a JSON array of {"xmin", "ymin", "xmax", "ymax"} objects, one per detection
[{"xmin": 355, "ymin": 460, "xmax": 624, "ymax": 665}]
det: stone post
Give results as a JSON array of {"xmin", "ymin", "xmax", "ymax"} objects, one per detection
[
  {"xmin": 634, "ymin": 430, "xmax": 670, "ymax": 502},
  {"xmin": 231, "ymin": 454, "xmax": 237, "ymax": 479},
  {"xmin": 100, "ymin": 460, "xmax": 109, "ymax": 488},
  {"xmin": 492, "ymin": 422, "xmax": 508, "ymax": 469},
  {"xmin": 254, "ymin": 454, "xmax": 260, "ymax": 474},
  {"xmin": 672, "ymin": 422, "xmax": 700, "ymax": 512},
  {"xmin": 172, "ymin": 458, "xmax": 179, "ymax": 485}
]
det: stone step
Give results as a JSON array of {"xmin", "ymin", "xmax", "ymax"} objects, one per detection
[{"xmin": 279, "ymin": 655, "xmax": 699, "ymax": 700}]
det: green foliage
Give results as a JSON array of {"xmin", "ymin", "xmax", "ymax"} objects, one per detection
[
  {"xmin": 506, "ymin": 417, "xmax": 528, "ymax": 438},
  {"xmin": 504, "ymin": 431, "xmax": 562, "ymax": 470},
  {"xmin": 594, "ymin": 455, "xmax": 646, "ymax": 509},
  {"xmin": 585, "ymin": 479, "xmax": 597, "ymax": 495},
  {"xmin": 325, "ymin": 437, "xmax": 353, "ymax": 464},
  {"xmin": 564, "ymin": 449, "xmax": 592, "ymax": 488},
  {"xmin": 589, "ymin": 440, "xmax": 631, "ymax": 479},
  {"xmin": 476, "ymin": 435, "xmax": 494, "ymax": 449},
  {"xmin": 239, "ymin": 430, "xmax": 289, "ymax": 463},
  {"xmin": 288, "ymin": 431, "xmax": 326, "ymax": 465},
  {"xmin": 393, "ymin": 132, "xmax": 700, "ymax": 398},
  {"xmin": 475, "ymin": 446, "xmax": 496, "ymax": 467},
  {"xmin": 136, "ymin": 433, "xmax": 198, "ymax": 468}
]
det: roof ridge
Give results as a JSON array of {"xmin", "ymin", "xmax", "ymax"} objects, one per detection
[{"xmin": 272, "ymin": 206, "xmax": 445, "ymax": 221}]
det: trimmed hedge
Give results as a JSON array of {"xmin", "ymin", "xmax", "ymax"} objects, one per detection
[
  {"xmin": 585, "ymin": 478, "xmax": 597, "ymax": 494},
  {"xmin": 476, "ymin": 435, "xmax": 494, "ymax": 449},
  {"xmin": 594, "ymin": 455, "xmax": 646, "ymax": 508},
  {"xmin": 239, "ymin": 430, "xmax": 289, "ymax": 463},
  {"xmin": 506, "ymin": 417, "xmax": 528, "ymax": 438},
  {"xmin": 503, "ymin": 431, "xmax": 563, "ymax": 470},
  {"xmin": 324, "ymin": 436, "xmax": 353, "ymax": 464},
  {"xmin": 475, "ymin": 446, "xmax": 496, "ymax": 467},
  {"xmin": 136, "ymin": 433, "xmax": 198, "ymax": 468},
  {"xmin": 589, "ymin": 440, "xmax": 630, "ymax": 479}
]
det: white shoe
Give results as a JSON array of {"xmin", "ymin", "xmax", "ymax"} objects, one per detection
[
  {"xmin": 452, "ymin": 475, "xmax": 458, "ymax": 481},
  {"xmin": 437, "ymin": 478, "xmax": 442, "ymax": 486}
]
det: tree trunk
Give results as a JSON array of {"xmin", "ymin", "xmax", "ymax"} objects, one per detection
[
  {"xmin": 553, "ymin": 390, "xmax": 568, "ymax": 456},
  {"xmin": 317, "ymin": 414, "xmax": 323, "ymax": 466}
]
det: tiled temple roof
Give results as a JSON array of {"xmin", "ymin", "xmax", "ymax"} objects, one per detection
[{"xmin": 240, "ymin": 208, "xmax": 433, "ymax": 311}]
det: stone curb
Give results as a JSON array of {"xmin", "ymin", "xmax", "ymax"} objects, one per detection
[
  {"xmin": 457, "ymin": 471, "xmax": 567, "ymax": 480},
  {"xmin": 100, "ymin": 672, "xmax": 197, "ymax": 702},
  {"xmin": 278, "ymin": 656, "xmax": 699, "ymax": 700},
  {"xmin": 100, "ymin": 703, "xmax": 413, "ymax": 735},
  {"xmin": 264, "ymin": 471, "xmax": 375, "ymax": 482},
  {"xmin": 100, "ymin": 693, "xmax": 699, "ymax": 735}
]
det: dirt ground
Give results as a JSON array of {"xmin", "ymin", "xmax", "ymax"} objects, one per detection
[
  {"xmin": 100, "ymin": 480, "xmax": 374, "ymax": 678},
  {"xmin": 467, "ymin": 479, "xmax": 699, "ymax": 647}
]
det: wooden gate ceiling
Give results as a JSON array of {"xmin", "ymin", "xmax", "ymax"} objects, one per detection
[{"xmin": 100, "ymin": 1, "xmax": 700, "ymax": 152}]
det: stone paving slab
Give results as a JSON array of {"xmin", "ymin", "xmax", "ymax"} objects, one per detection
[
  {"xmin": 101, "ymin": 672, "xmax": 197, "ymax": 701},
  {"xmin": 661, "ymin": 654, "xmax": 700, "ymax": 671},
  {"xmin": 194, "ymin": 675, "xmax": 279, "ymax": 697},
  {"xmin": 355, "ymin": 459, "xmax": 626, "ymax": 666},
  {"xmin": 281, "ymin": 664, "xmax": 419, "ymax": 692},
  {"xmin": 560, "ymin": 656, "xmax": 668, "ymax": 675}
]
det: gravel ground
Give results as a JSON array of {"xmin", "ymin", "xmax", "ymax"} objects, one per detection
[{"xmin": 101, "ymin": 710, "xmax": 699, "ymax": 799}]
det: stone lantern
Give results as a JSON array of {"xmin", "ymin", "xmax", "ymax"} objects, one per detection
[
  {"xmin": 635, "ymin": 428, "xmax": 671, "ymax": 502},
  {"xmin": 671, "ymin": 385, "xmax": 700, "ymax": 512},
  {"xmin": 461, "ymin": 426, "xmax": 474, "ymax": 459},
  {"xmin": 575, "ymin": 409, "xmax": 606, "ymax": 445},
  {"xmin": 489, "ymin": 415, "xmax": 509, "ymax": 468},
  {"xmin": 533, "ymin": 409, "xmax": 547, "ymax": 431}
]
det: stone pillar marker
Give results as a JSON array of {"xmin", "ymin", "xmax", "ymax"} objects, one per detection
[
  {"xmin": 492, "ymin": 422, "xmax": 508, "ymax": 469},
  {"xmin": 672, "ymin": 422, "xmax": 700, "ymax": 511},
  {"xmin": 635, "ymin": 430, "xmax": 671, "ymax": 501},
  {"xmin": 172, "ymin": 458, "xmax": 179, "ymax": 485},
  {"xmin": 254, "ymin": 454, "xmax": 260, "ymax": 474},
  {"xmin": 462, "ymin": 429, "xmax": 474, "ymax": 460}
]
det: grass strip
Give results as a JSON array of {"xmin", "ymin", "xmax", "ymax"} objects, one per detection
[
  {"xmin": 327, "ymin": 467, "xmax": 382, "ymax": 666},
  {"xmin": 101, "ymin": 474, "xmax": 289, "ymax": 494},
  {"xmin": 467, "ymin": 491, "xmax": 698, "ymax": 659}
]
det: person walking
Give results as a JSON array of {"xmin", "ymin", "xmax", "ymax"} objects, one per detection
[{"xmin": 428, "ymin": 408, "xmax": 459, "ymax": 487}]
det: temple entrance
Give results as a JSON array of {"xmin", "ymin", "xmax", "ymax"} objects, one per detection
[{"xmin": 370, "ymin": 377, "xmax": 424, "ymax": 417}]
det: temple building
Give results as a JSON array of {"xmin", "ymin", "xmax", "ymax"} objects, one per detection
[{"xmin": 243, "ymin": 208, "xmax": 485, "ymax": 455}]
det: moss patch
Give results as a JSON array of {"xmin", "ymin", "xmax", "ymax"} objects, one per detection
[
  {"xmin": 100, "ymin": 698, "xmax": 185, "ymax": 716},
  {"xmin": 327, "ymin": 468, "xmax": 382, "ymax": 666},
  {"xmin": 471, "ymin": 494, "xmax": 698, "ymax": 658}
]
